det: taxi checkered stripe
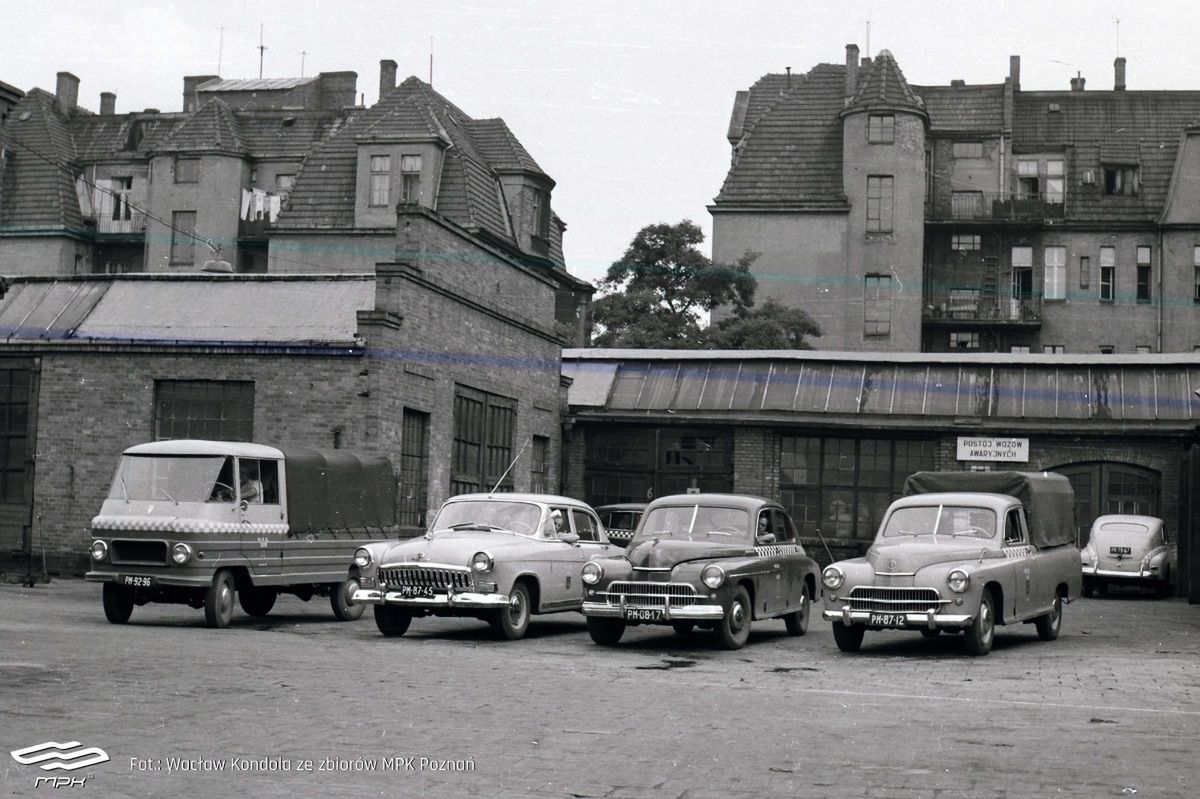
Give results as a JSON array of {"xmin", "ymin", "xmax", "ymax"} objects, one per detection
[
  {"xmin": 1002, "ymin": 545, "xmax": 1035, "ymax": 559},
  {"xmin": 754, "ymin": 544, "xmax": 805, "ymax": 557},
  {"xmin": 92, "ymin": 516, "xmax": 287, "ymax": 535}
]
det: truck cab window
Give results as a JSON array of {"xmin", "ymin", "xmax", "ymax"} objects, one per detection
[
  {"xmin": 208, "ymin": 457, "xmax": 235, "ymax": 502},
  {"xmin": 1004, "ymin": 510, "xmax": 1025, "ymax": 545}
]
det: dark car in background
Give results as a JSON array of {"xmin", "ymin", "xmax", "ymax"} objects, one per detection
[{"xmin": 595, "ymin": 503, "xmax": 646, "ymax": 548}]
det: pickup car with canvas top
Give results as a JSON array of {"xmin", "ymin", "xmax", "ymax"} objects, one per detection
[{"xmin": 821, "ymin": 470, "xmax": 1082, "ymax": 656}]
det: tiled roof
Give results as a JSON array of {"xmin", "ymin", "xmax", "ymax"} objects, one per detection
[
  {"xmin": 0, "ymin": 90, "xmax": 84, "ymax": 234},
  {"xmin": 278, "ymin": 76, "xmax": 545, "ymax": 250},
  {"xmin": 915, "ymin": 83, "xmax": 1005, "ymax": 132},
  {"xmin": 70, "ymin": 113, "xmax": 178, "ymax": 160},
  {"xmin": 235, "ymin": 112, "xmax": 344, "ymax": 157},
  {"xmin": 714, "ymin": 63, "xmax": 849, "ymax": 207},
  {"xmin": 1014, "ymin": 90, "xmax": 1200, "ymax": 222},
  {"xmin": 198, "ymin": 77, "xmax": 316, "ymax": 93},
  {"xmin": 845, "ymin": 51, "xmax": 926, "ymax": 116},
  {"xmin": 155, "ymin": 99, "xmax": 247, "ymax": 154}
]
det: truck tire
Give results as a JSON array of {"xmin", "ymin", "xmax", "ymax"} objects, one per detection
[
  {"xmin": 238, "ymin": 588, "xmax": 277, "ymax": 617},
  {"xmin": 1034, "ymin": 594, "xmax": 1062, "ymax": 641},
  {"xmin": 204, "ymin": 570, "xmax": 236, "ymax": 629},
  {"xmin": 330, "ymin": 577, "xmax": 365, "ymax": 621},
  {"xmin": 102, "ymin": 583, "xmax": 134, "ymax": 624},
  {"xmin": 963, "ymin": 589, "xmax": 996, "ymax": 656}
]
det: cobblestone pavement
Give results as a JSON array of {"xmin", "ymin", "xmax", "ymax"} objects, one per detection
[{"xmin": 1, "ymin": 580, "xmax": 1198, "ymax": 798}]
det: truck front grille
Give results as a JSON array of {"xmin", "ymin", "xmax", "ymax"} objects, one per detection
[
  {"xmin": 110, "ymin": 539, "xmax": 168, "ymax": 565},
  {"xmin": 847, "ymin": 586, "xmax": 945, "ymax": 613},
  {"xmin": 379, "ymin": 565, "xmax": 473, "ymax": 592}
]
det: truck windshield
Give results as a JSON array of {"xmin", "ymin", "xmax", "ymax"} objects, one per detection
[
  {"xmin": 430, "ymin": 500, "xmax": 543, "ymax": 537},
  {"xmin": 881, "ymin": 505, "xmax": 997, "ymax": 540},
  {"xmin": 635, "ymin": 505, "xmax": 751, "ymax": 541},
  {"xmin": 107, "ymin": 455, "xmax": 229, "ymax": 503}
]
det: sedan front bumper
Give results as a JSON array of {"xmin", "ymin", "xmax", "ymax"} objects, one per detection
[
  {"xmin": 582, "ymin": 600, "xmax": 725, "ymax": 621},
  {"xmin": 351, "ymin": 588, "xmax": 512, "ymax": 609},
  {"xmin": 822, "ymin": 606, "xmax": 975, "ymax": 629}
]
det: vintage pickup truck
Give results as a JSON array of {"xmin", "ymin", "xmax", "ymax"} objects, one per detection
[
  {"xmin": 86, "ymin": 440, "xmax": 398, "ymax": 628},
  {"xmin": 821, "ymin": 470, "xmax": 1082, "ymax": 656}
]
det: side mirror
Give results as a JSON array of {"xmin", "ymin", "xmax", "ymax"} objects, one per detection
[
  {"xmin": 756, "ymin": 533, "xmax": 776, "ymax": 545},
  {"xmin": 559, "ymin": 532, "xmax": 580, "ymax": 545}
]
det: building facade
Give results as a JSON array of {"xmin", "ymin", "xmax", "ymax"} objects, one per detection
[
  {"xmin": 712, "ymin": 47, "xmax": 1200, "ymax": 354},
  {"xmin": 562, "ymin": 349, "xmax": 1200, "ymax": 602}
]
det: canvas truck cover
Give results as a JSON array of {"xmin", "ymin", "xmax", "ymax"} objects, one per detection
[
  {"xmin": 902, "ymin": 471, "xmax": 1076, "ymax": 549},
  {"xmin": 280, "ymin": 447, "xmax": 398, "ymax": 534}
]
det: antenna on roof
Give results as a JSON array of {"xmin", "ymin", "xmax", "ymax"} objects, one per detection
[
  {"xmin": 300, "ymin": 50, "xmax": 308, "ymax": 77},
  {"xmin": 429, "ymin": 35, "xmax": 434, "ymax": 86},
  {"xmin": 257, "ymin": 23, "xmax": 268, "ymax": 79},
  {"xmin": 1114, "ymin": 16, "xmax": 1121, "ymax": 56},
  {"xmin": 217, "ymin": 27, "xmax": 225, "ymax": 74},
  {"xmin": 865, "ymin": 16, "xmax": 871, "ymax": 58}
]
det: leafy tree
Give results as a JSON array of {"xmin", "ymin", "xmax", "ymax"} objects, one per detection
[{"xmin": 589, "ymin": 220, "xmax": 819, "ymax": 349}]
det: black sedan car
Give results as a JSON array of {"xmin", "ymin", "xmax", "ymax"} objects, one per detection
[{"xmin": 581, "ymin": 494, "xmax": 821, "ymax": 650}]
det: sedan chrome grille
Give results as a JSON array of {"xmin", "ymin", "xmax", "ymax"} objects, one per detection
[
  {"xmin": 847, "ymin": 586, "xmax": 946, "ymax": 613},
  {"xmin": 379, "ymin": 565, "xmax": 473, "ymax": 592},
  {"xmin": 603, "ymin": 581, "xmax": 697, "ymax": 609}
]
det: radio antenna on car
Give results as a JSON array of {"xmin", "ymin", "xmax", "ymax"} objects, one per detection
[
  {"xmin": 489, "ymin": 438, "xmax": 531, "ymax": 495},
  {"xmin": 813, "ymin": 526, "xmax": 835, "ymax": 563}
]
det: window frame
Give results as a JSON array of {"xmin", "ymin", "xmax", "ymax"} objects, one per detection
[
  {"xmin": 153, "ymin": 380, "xmax": 254, "ymax": 442},
  {"xmin": 863, "ymin": 274, "xmax": 893, "ymax": 337},
  {"xmin": 867, "ymin": 114, "xmax": 895, "ymax": 144},
  {"xmin": 866, "ymin": 175, "xmax": 894, "ymax": 233},
  {"xmin": 368, "ymin": 154, "xmax": 391, "ymax": 208},
  {"xmin": 1044, "ymin": 245, "xmax": 1066, "ymax": 301},
  {"xmin": 174, "ymin": 157, "xmax": 199, "ymax": 184},
  {"xmin": 170, "ymin": 210, "xmax": 197, "ymax": 265},
  {"xmin": 399, "ymin": 154, "xmax": 422, "ymax": 204}
]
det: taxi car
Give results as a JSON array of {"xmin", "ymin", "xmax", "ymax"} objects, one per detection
[
  {"xmin": 581, "ymin": 494, "xmax": 821, "ymax": 650},
  {"xmin": 594, "ymin": 503, "xmax": 646, "ymax": 548},
  {"xmin": 1081, "ymin": 514, "xmax": 1175, "ymax": 597},
  {"xmin": 351, "ymin": 493, "xmax": 619, "ymax": 640}
]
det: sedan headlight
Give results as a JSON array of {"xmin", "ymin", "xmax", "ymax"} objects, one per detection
[
  {"xmin": 90, "ymin": 540, "xmax": 108, "ymax": 562},
  {"xmin": 701, "ymin": 564, "xmax": 725, "ymax": 590},
  {"xmin": 353, "ymin": 547, "xmax": 372, "ymax": 568},
  {"xmin": 581, "ymin": 561, "xmax": 603, "ymax": 585},
  {"xmin": 947, "ymin": 569, "xmax": 970, "ymax": 593},
  {"xmin": 471, "ymin": 551, "xmax": 494, "ymax": 573},
  {"xmin": 171, "ymin": 542, "xmax": 193, "ymax": 565},
  {"xmin": 822, "ymin": 565, "xmax": 844, "ymax": 591}
]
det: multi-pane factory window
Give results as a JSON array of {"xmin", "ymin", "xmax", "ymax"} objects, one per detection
[
  {"xmin": 451, "ymin": 385, "xmax": 515, "ymax": 495},
  {"xmin": 399, "ymin": 409, "xmax": 430, "ymax": 528},
  {"xmin": 866, "ymin": 176, "xmax": 893, "ymax": 232},
  {"xmin": 153, "ymin": 380, "xmax": 253, "ymax": 442}
]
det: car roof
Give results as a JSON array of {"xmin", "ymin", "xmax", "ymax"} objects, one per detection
[
  {"xmin": 595, "ymin": 503, "xmax": 647, "ymax": 512},
  {"xmin": 443, "ymin": 493, "xmax": 595, "ymax": 510},
  {"xmin": 1092, "ymin": 514, "xmax": 1163, "ymax": 528},
  {"xmin": 124, "ymin": 440, "xmax": 285, "ymax": 459},
  {"xmin": 644, "ymin": 493, "xmax": 776, "ymax": 511},
  {"xmin": 887, "ymin": 492, "xmax": 1020, "ymax": 511}
]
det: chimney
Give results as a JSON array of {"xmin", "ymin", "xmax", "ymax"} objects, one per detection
[
  {"xmin": 379, "ymin": 59, "xmax": 397, "ymax": 101},
  {"xmin": 1009, "ymin": 55, "xmax": 1021, "ymax": 91},
  {"xmin": 1114, "ymin": 57, "xmax": 1126, "ymax": 91},
  {"xmin": 182, "ymin": 75, "xmax": 219, "ymax": 112},
  {"xmin": 317, "ymin": 71, "xmax": 358, "ymax": 109},
  {"xmin": 55, "ymin": 71, "xmax": 80, "ymax": 110},
  {"xmin": 845, "ymin": 44, "xmax": 860, "ymax": 100},
  {"xmin": 1070, "ymin": 72, "xmax": 1086, "ymax": 92},
  {"xmin": 99, "ymin": 92, "xmax": 116, "ymax": 115}
]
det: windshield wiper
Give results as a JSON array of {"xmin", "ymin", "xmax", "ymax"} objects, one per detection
[
  {"xmin": 448, "ymin": 522, "xmax": 501, "ymax": 531},
  {"xmin": 120, "ymin": 474, "xmax": 129, "ymax": 503}
]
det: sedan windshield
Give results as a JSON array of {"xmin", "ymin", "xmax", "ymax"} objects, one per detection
[
  {"xmin": 881, "ymin": 505, "xmax": 997, "ymax": 540},
  {"xmin": 430, "ymin": 500, "xmax": 543, "ymax": 538},
  {"xmin": 636, "ymin": 505, "xmax": 751, "ymax": 542},
  {"xmin": 107, "ymin": 455, "xmax": 229, "ymax": 503}
]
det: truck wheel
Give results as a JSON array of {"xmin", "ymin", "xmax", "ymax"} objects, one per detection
[
  {"xmin": 964, "ymin": 589, "xmax": 996, "ymax": 656},
  {"xmin": 587, "ymin": 617, "xmax": 626, "ymax": 645},
  {"xmin": 490, "ymin": 582, "xmax": 531, "ymax": 640},
  {"xmin": 330, "ymin": 578, "xmax": 365, "ymax": 621},
  {"xmin": 238, "ymin": 588, "xmax": 276, "ymax": 617},
  {"xmin": 783, "ymin": 588, "xmax": 809, "ymax": 636},
  {"xmin": 102, "ymin": 583, "xmax": 134, "ymax": 624},
  {"xmin": 832, "ymin": 623, "xmax": 865, "ymax": 652},
  {"xmin": 374, "ymin": 605, "xmax": 412, "ymax": 637},
  {"xmin": 1035, "ymin": 594, "xmax": 1062, "ymax": 641},
  {"xmin": 204, "ymin": 570, "xmax": 236, "ymax": 629},
  {"xmin": 714, "ymin": 586, "xmax": 752, "ymax": 650}
]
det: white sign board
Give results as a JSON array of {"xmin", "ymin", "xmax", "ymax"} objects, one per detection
[{"xmin": 956, "ymin": 437, "xmax": 1029, "ymax": 462}]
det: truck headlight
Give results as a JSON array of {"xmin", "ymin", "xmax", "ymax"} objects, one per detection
[
  {"xmin": 581, "ymin": 561, "xmax": 603, "ymax": 585},
  {"xmin": 353, "ymin": 548, "xmax": 372, "ymax": 568},
  {"xmin": 171, "ymin": 542, "xmax": 193, "ymax": 565},
  {"xmin": 822, "ymin": 565, "xmax": 844, "ymax": 590},
  {"xmin": 701, "ymin": 564, "xmax": 725, "ymax": 589},
  {"xmin": 471, "ymin": 551, "xmax": 494, "ymax": 573},
  {"xmin": 947, "ymin": 569, "xmax": 970, "ymax": 593},
  {"xmin": 90, "ymin": 540, "xmax": 108, "ymax": 562}
]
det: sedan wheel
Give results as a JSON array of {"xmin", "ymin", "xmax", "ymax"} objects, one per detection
[
  {"xmin": 491, "ymin": 582, "xmax": 531, "ymax": 640},
  {"xmin": 374, "ymin": 605, "xmax": 412, "ymax": 637},
  {"xmin": 964, "ymin": 589, "xmax": 996, "ymax": 656},
  {"xmin": 587, "ymin": 617, "xmax": 626, "ymax": 645},
  {"xmin": 714, "ymin": 586, "xmax": 752, "ymax": 650},
  {"xmin": 832, "ymin": 623, "xmax": 865, "ymax": 652},
  {"xmin": 783, "ymin": 588, "xmax": 809, "ymax": 636}
]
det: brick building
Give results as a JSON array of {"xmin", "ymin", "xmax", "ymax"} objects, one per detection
[
  {"xmin": 711, "ymin": 46, "xmax": 1200, "ymax": 353},
  {"xmin": 0, "ymin": 213, "xmax": 573, "ymax": 578}
]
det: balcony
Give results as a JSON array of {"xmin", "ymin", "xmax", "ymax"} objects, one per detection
[
  {"xmin": 930, "ymin": 191, "xmax": 1065, "ymax": 223},
  {"xmin": 923, "ymin": 289, "xmax": 1042, "ymax": 326}
]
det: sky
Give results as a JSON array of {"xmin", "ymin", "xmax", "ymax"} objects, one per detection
[{"xmin": 5, "ymin": 0, "xmax": 1200, "ymax": 286}]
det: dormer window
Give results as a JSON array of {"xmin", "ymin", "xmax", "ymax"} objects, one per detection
[
  {"xmin": 400, "ymin": 155, "xmax": 422, "ymax": 204},
  {"xmin": 1104, "ymin": 165, "xmax": 1139, "ymax": 196},
  {"xmin": 369, "ymin": 155, "xmax": 391, "ymax": 207},
  {"xmin": 174, "ymin": 157, "xmax": 199, "ymax": 184},
  {"xmin": 531, "ymin": 188, "xmax": 550, "ymax": 238},
  {"xmin": 867, "ymin": 114, "xmax": 894, "ymax": 144}
]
